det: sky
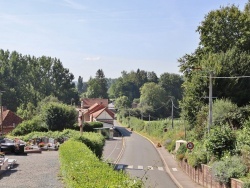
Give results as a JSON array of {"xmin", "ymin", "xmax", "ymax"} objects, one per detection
[{"xmin": 0, "ymin": 0, "xmax": 247, "ymax": 81}]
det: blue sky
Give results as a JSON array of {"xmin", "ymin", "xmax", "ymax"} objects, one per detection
[{"xmin": 0, "ymin": 0, "xmax": 247, "ymax": 81}]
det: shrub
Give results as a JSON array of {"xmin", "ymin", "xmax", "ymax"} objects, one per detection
[
  {"xmin": 205, "ymin": 126, "xmax": 236, "ymax": 159},
  {"xmin": 212, "ymin": 156, "xmax": 247, "ymax": 185},
  {"xmin": 83, "ymin": 122, "xmax": 103, "ymax": 132},
  {"xmin": 41, "ymin": 102, "xmax": 77, "ymax": 131},
  {"xmin": 176, "ymin": 143, "xmax": 187, "ymax": 161},
  {"xmin": 187, "ymin": 150, "xmax": 207, "ymax": 168},
  {"xmin": 59, "ymin": 140, "xmax": 142, "ymax": 188},
  {"xmin": 11, "ymin": 116, "xmax": 48, "ymax": 136}
]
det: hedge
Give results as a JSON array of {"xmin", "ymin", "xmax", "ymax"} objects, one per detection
[{"xmin": 59, "ymin": 140, "xmax": 142, "ymax": 188}]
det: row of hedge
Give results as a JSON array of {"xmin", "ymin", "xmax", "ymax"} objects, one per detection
[{"xmin": 59, "ymin": 140, "xmax": 142, "ymax": 188}]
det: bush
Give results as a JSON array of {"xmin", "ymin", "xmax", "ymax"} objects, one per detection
[
  {"xmin": 59, "ymin": 140, "xmax": 142, "ymax": 188},
  {"xmin": 176, "ymin": 143, "xmax": 187, "ymax": 161},
  {"xmin": 11, "ymin": 116, "xmax": 48, "ymax": 136},
  {"xmin": 212, "ymin": 156, "xmax": 248, "ymax": 185},
  {"xmin": 83, "ymin": 122, "xmax": 103, "ymax": 132},
  {"xmin": 187, "ymin": 150, "xmax": 207, "ymax": 168},
  {"xmin": 41, "ymin": 102, "xmax": 77, "ymax": 131},
  {"xmin": 205, "ymin": 126, "xmax": 236, "ymax": 159}
]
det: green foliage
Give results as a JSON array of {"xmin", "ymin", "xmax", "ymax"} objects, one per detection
[
  {"xmin": 205, "ymin": 126, "xmax": 236, "ymax": 160},
  {"xmin": 115, "ymin": 96, "xmax": 131, "ymax": 111},
  {"xmin": 85, "ymin": 69, "xmax": 108, "ymax": 98},
  {"xmin": 83, "ymin": 122, "xmax": 103, "ymax": 132},
  {"xmin": 41, "ymin": 102, "xmax": 77, "ymax": 131},
  {"xmin": 176, "ymin": 143, "xmax": 187, "ymax": 161},
  {"xmin": 197, "ymin": 5, "xmax": 250, "ymax": 53},
  {"xmin": 10, "ymin": 116, "xmax": 47, "ymax": 136},
  {"xmin": 213, "ymin": 99, "xmax": 238, "ymax": 127},
  {"xmin": 59, "ymin": 140, "xmax": 142, "ymax": 188},
  {"xmin": 237, "ymin": 121, "xmax": 250, "ymax": 148},
  {"xmin": 240, "ymin": 173, "xmax": 250, "ymax": 188},
  {"xmin": 212, "ymin": 156, "xmax": 247, "ymax": 184},
  {"xmin": 186, "ymin": 142, "xmax": 207, "ymax": 167},
  {"xmin": 16, "ymin": 102, "xmax": 36, "ymax": 120},
  {"xmin": 0, "ymin": 49, "xmax": 78, "ymax": 111},
  {"xmin": 71, "ymin": 132, "xmax": 105, "ymax": 159}
]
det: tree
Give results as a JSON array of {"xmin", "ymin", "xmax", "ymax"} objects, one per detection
[
  {"xmin": 85, "ymin": 69, "xmax": 108, "ymax": 98},
  {"xmin": 147, "ymin": 71, "xmax": 158, "ymax": 83},
  {"xmin": 77, "ymin": 76, "xmax": 84, "ymax": 94},
  {"xmin": 41, "ymin": 102, "xmax": 77, "ymax": 131},
  {"xmin": 197, "ymin": 4, "xmax": 250, "ymax": 53},
  {"xmin": 114, "ymin": 96, "xmax": 130, "ymax": 111},
  {"xmin": 178, "ymin": 3, "xmax": 250, "ymax": 127},
  {"xmin": 139, "ymin": 82, "xmax": 168, "ymax": 119}
]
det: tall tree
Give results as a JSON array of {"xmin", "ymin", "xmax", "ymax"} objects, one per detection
[
  {"xmin": 139, "ymin": 82, "xmax": 168, "ymax": 119},
  {"xmin": 85, "ymin": 69, "xmax": 108, "ymax": 98},
  {"xmin": 178, "ymin": 3, "xmax": 250, "ymax": 127},
  {"xmin": 77, "ymin": 76, "xmax": 84, "ymax": 94}
]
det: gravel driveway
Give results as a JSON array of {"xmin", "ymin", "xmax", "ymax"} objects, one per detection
[{"xmin": 0, "ymin": 151, "xmax": 64, "ymax": 188}]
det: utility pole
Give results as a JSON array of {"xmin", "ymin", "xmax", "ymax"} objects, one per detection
[
  {"xmin": 171, "ymin": 98, "xmax": 174, "ymax": 129},
  {"xmin": 0, "ymin": 91, "xmax": 4, "ymax": 136},
  {"xmin": 208, "ymin": 71, "xmax": 213, "ymax": 134}
]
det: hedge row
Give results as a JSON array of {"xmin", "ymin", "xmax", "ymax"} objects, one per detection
[{"xmin": 59, "ymin": 140, "xmax": 142, "ymax": 188}]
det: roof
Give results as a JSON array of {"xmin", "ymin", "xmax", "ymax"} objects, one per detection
[
  {"xmin": 83, "ymin": 103, "xmax": 106, "ymax": 115},
  {"xmin": 91, "ymin": 107, "xmax": 115, "ymax": 119},
  {"xmin": 3, "ymin": 110, "xmax": 23, "ymax": 126},
  {"xmin": 81, "ymin": 98, "xmax": 108, "ymax": 108}
]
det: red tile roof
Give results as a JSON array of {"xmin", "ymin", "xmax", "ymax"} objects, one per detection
[
  {"xmin": 2, "ymin": 110, "xmax": 23, "ymax": 134},
  {"xmin": 81, "ymin": 98, "xmax": 108, "ymax": 108}
]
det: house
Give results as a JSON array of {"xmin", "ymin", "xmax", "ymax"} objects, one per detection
[
  {"xmin": 83, "ymin": 102, "xmax": 115, "ymax": 128},
  {"xmin": 81, "ymin": 98, "xmax": 108, "ymax": 109},
  {"xmin": 0, "ymin": 108, "xmax": 22, "ymax": 135}
]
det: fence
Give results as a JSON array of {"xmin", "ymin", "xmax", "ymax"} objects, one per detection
[{"xmin": 179, "ymin": 160, "xmax": 244, "ymax": 188}]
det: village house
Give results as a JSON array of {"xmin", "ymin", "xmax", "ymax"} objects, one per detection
[
  {"xmin": 0, "ymin": 107, "xmax": 22, "ymax": 135},
  {"xmin": 80, "ymin": 98, "xmax": 115, "ymax": 128}
]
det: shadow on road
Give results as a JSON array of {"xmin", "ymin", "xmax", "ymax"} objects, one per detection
[{"xmin": 114, "ymin": 126, "xmax": 132, "ymax": 137}]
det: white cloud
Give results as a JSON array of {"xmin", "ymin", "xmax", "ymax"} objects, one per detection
[{"xmin": 83, "ymin": 57, "xmax": 101, "ymax": 61}]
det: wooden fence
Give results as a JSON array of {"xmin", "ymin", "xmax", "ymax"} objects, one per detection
[{"xmin": 179, "ymin": 160, "xmax": 244, "ymax": 188}]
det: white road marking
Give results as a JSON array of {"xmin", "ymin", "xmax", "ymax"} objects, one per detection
[
  {"xmin": 147, "ymin": 166, "xmax": 153, "ymax": 170},
  {"xmin": 126, "ymin": 165, "xmax": 133, "ymax": 169},
  {"xmin": 138, "ymin": 165, "xmax": 144, "ymax": 170},
  {"xmin": 158, "ymin": 167, "xmax": 164, "ymax": 171},
  {"xmin": 119, "ymin": 165, "xmax": 165, "ymax": 171},
  {"xmin": 172, "ymin": 168, "xmax": 178, "ymax": 171}
]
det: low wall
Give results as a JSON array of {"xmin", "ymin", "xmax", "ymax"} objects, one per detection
[{"xmin": 179, "ymin": 160, "xmax": 244, "ymax": 188}]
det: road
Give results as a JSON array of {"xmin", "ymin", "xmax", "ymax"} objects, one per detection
[{"xmin": 114, "ymin": 125, "xmax": 177, "ymax": 188}]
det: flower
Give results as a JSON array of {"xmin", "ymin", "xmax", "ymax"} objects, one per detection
[{"xmin": 38, "ymin": 142, "xmax": 45, "ymax": 147}]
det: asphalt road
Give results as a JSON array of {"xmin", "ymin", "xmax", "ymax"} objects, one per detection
[{"xmin": 115, "ymin": 126, "xmax": 177, "ymax": 188}]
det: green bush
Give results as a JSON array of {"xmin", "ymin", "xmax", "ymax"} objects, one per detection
[
  {"xmin": 176, "ymin": 143, "xmax": 187, "ymax": 161},
  {"xmin": 59, "ymin": 140, "xmax": 142, "ymax": 188},
  {"xmin": 187, "ymin": 150, "xmax": 207, "ymax": 168},
  {"xmin": 83, "ymin": 122, "xmax": 103, "ymax": 132},
  {"xmin": 41, "ymin": 102, "xmax": 77, "ymax": 131},
  {"xmin": 212, "ymin": 156, "xmax": 248, "ymax": 185},
  {"xmin": 11, "ymin": 116, "xmax": 48, "ymax": 136},
  {"xmin": 205, "ymin": 126, "xmax": 236, "ymax": 159},
  {"xmin": 71, "ymin": 132, "xmax": 105, "ymax": 159}
]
